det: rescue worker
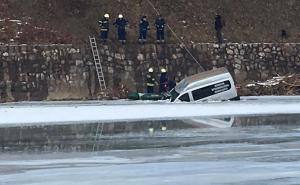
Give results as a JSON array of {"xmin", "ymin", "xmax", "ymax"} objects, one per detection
[
  {"xmin": 281, "ymin": 29, "xmax": 288, "ymax": 41},
  {"xmin": 139, "ymin": 16, "xmax": 150, "ymax": 44},
  {"xmin": 99, "ymin": 13, "xmax": 110, "ymax": 42},
  {"xmin": 0, "ymin": 81, "xmax": 6, "ymax": 101},
  {"xmin": 155, "ymin": 15, "xmax": 166, "ymax": 43},
  {"xmin": 146, "ymin": 67, "xmax": 156, "ymax": 93},
  {"xmin": 214, "ymin": 14, "xmax": 223, "ymax": 44},
  {"xmin": 0, "ymin": 67, "xmax": 5, "ymax": 101},
  {"xmin": 168, "ymin": 76, "xmax": 176, "ymax": 90},
  {"xmin": 159, "ymin": 68, "xmax": 169, "ymax": 93},
  {"xmin": 113, "ymin": 14, "xmax": 128, "ymax": 44}
]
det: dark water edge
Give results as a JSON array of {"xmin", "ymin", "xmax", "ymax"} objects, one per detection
[{"xmin": 1, "ymin": 114, "xmax": 300, "ymax": 153}]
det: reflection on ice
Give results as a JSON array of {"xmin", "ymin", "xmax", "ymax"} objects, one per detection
[
  {"xmin": 1, "ymin": 114, "xmax": 300, "ymax": 184},
  {"xmin": 188, "ymin": 116, "xmax": 235, "ymax": 128},
  {"xmin": 1, "ymin": 114, "xmax": 300, "ymax": 152}
]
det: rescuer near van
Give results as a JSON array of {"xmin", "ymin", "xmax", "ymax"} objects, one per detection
[
  {"xmin": 0, "ymin": 81, "xmax": 6, "ymax": 101},
  {"xmin": 99, "ymin": 13, "xmax": 110, "ymax": 42},
  {"xmin": 168, "ymin": 76, "xmax": 176, "ymax": 90},
  {"xmin": 159, "ymin": 68, "xmax": 169, "ymax": 93},
  {"xmin": 155, "ymin": 15, "xmax": 166, "ymax": 43},
  {"xmin": 146, "ymin": 68, "xmax": 156, "ymax": 93},
  {"xmin": 113, "ymin": 14, "xmax": 128, "ymax": 44},
  {"xmin": 139, "ymin": 16, "xmax": 150, "ymax": 44}
]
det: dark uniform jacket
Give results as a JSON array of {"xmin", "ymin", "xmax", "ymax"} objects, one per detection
[
  {"xmin": 113, "ymin": 18, "xmax": 128, "ymax": 29},
  {"xmin": 139, "ymin": 19, "xmax": 149, "ymax": 31},
  {"xmin": 146, "ymin": 73, "xmax": 156, "ymax": 87},
  {"xmin": 99, "ymin": 18, "xmax": 109, "ymax": 31},
  {"xmin": 159, "ymin": 72, "xmax": 169, "ymax": 92},
  {"xmin": 215, "ymin": 16, "xmax": 223, "ymax": 31},
  {"xmin": 155, "ymin": 18, "xmax": 166, "ymax": 30}
]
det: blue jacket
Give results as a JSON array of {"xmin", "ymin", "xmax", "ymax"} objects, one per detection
[
  {"xmin": 139, "ymin": 19, "xmax": 149, "ymax": 31},
  {"xmin": 113, "ymin": 18, "xmax": 128, "ymax": 30},
  {"xmin": 155, "ymin": 18, "xmax": 166, "ymax": 30}
]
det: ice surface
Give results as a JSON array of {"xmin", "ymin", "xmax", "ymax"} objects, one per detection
[
  {"xmin": 1, "ymin": 96, "xmax": 300, "ymax": 184},
  {"xmin": 0, "ymin": 96, "xmax": 300, "ymax": 127},
  {"xmin": 1, "ymin": 110, "xmax": 300, "ymax": 184},
  {"xmin": 1, "ymin": 129, "xmax": 300, "ymax": 185}
]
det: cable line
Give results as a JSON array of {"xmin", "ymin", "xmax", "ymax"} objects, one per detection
[{"xmin": 144, "ymin": 0, "xmax": 204, "ymax": 70}]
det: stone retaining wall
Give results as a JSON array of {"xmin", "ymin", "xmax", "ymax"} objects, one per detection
[{"xmin": 0, "ymin": 43, "xmax": 299, "ymax": 101}]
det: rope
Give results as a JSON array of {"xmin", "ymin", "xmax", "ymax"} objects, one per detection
[{"xmin": 144, "ymin": 0, "xmax": 204, "ymax": 71}]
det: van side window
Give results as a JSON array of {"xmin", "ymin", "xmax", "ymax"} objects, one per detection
[
  {"xmin": 179, "ymin": 93, "xmax": 190, "ymax": 102},
  {"xmin": 192, "ymin": 88, "xmax": 205, "ymax": 101}
]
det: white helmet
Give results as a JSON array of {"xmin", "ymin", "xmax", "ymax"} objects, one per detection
[
  {"xmin": 118, "ymin": 14, "xmax": 123, "ymax": 19},
  {"xmin": 104, "ymin": 13, "xmax": 109, "ymax": 18},
  {"xmin": 161, "ymin": 68, "xmax": 167, "ymax": 73},
  {"xmin": 148, "ymin": 68, "xmax": 154, "ymax": 73}
]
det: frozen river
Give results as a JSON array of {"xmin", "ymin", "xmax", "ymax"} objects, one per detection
[{"xmin": 1, "ymin": 97, "xmax": 300, "ymax": 185}]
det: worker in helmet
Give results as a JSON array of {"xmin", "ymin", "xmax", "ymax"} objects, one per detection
[
  {"xmin": 113, "ymin": 14, "xmax": 128, "ymax": 44},
  {"xmin": 99, "ymin": 13, "xmax": 110, "ymax": 42},
  {"xmin": 146, "ymin": 67, "xmax": 156, "ymax": 93},
  {"xmin": 159, "ymin": 68, "xmax": 169, "ymax": 93},
  {"xmin": 139, "ymin": 16, "xmax": 150, "ymax": 44},
  {"xmin": 155, "ymin": 15, "xmax": 166, "ymax": 43}
]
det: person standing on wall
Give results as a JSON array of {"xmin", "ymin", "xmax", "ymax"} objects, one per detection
[
  {"xmin": 139, "ymin": 16, "xmax": 150, "ymax": 44},
  {"xmin": 214, "ymin": 14, "xmax": 223, "ymax": 44},
  {"xmin": 146, "ymin": 67, "xmax": 156, "ymax": 93},
  {"xmin": 155, "ymin": 15, "xmax": 166, "ymax": 43},
  {"xmin": 113, "ymin": 14, "xmax": 128, "ymax": 44},
  {"xmin": 99, "ymin": 13, "xmax": 110, "ymax": 42}
]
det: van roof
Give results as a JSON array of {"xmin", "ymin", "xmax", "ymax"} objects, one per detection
[
  {"xmin": 183, "ymin": 67, "xmax": 229, "ymax": 84},
  {"xmin": 175, "ymin": 67, "xmax": 231, "ymax": 93}
]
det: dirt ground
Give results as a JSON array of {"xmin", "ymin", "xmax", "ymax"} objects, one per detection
[{"xmin": 1, "ymin": 0, "xmax": 300, "ymax": 44}]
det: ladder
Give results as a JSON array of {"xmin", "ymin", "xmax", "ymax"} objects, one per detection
[{"xmin": 89, "ymin": 36, "xmax": 107, "ymax": 91}]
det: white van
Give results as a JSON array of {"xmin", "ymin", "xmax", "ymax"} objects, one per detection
[{"xmin": 170, "ymin": 67, "xmax": 239, "ymax": 102}]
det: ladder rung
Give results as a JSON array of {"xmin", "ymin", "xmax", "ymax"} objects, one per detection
[{"xmin": 89, "ymin": 35, "xmax": 106, "ymax": 90}]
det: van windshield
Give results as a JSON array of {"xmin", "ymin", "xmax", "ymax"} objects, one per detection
[{"xmin": 170, "ymin": 89, "xmax": 179, "ymax": 102}]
